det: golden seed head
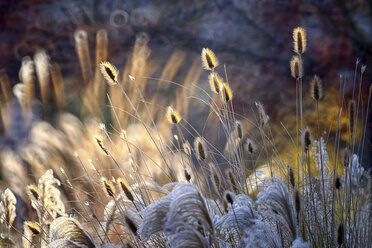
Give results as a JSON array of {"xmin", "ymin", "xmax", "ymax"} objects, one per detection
[
  {"xmin": 208, "ymin": 72, "xmax": 222, "ymax": 94},
  {"xmin": 100, "ymin": 61, "xmax": 119, "ymax": 85},
  {"xmin": 293, "ymin": 27, "xmax": 306, "ymax": 54},
  {"xmin": 100, "ymin": 177, "xmax": 115, "ymax": 197},
  {"xmin": 26, "ymin": 185, "xmax": 40, "ymax": 202},
  {"xmin": 311, "ymin": 75, "xmax": 323, "ymax": 101},
  {"xmin": 166, "ymin": 106, "xmax": 181, "ymax": 124},
  {"xmin": 24, "ymin": 221, "xmax": 41, "ymax": 235},
  {"xmin": 290, "ymin": 55, "xmax": 303, "ymax": 79},
  {"xmin": 201, "ymin": 48, "xmax": 218, "ymax": 70},
  {"xmin": 184, "ymin": 169, "xmax": 192, "ymax": 182},
  {"xmin": 220, "ymin": 83, "xmax": 233, "ymax": 103},
  {"xmin": 117, "ymin": 178, "xmax": 134, "ymax": 202},
  {"xmin": 226, "ymin": 169, "xmax": 238, "ymax": 193},
  {"xmin": 95, "ymin": 135, "xmax": 109, "ymax": 155}
]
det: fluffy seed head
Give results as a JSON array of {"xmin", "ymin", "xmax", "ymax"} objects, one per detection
[
  {"xmin": 95, "ymin": 135, "xmax": 109, "ymax": 155},
  {"xmin": 100, "ymin": 177, "xmax": 115, "ymax": 197},
  {"xmin": 293, "ymin": 27, "xmax": 306, "ymax": 54},
  {"xmin": 26, "ymin": 185, "xmax": 40, "ymax": 202},
  {"xmin": 100, "ymin": 61, "xmax": 119, "ymax": 85},
  {"xmin": 290, "ymin": 55, "xmax": 303, "ymax": 79},
  {"xmin": 208, "ymin": 72, "xmax": 222, "ymax": 94},
  {"xmin": 201, "ymin": 48, "xmax": 218, "ymax": 70},
  {"xmin": 124, "ymin": 215, "xmax": 138, "ymax": 236},
  {"xmin": 311, "ymin": 75, "xmax": 323, "ymax": 101},
  {"xmin": 302, "ymin": 127, "xmax": 312, "ymax": 153},
  {"xmin": 166, "ymin": 106, "xmax": 181, "ymax": 124},
  {"xmin": 342, "ymin": 148, "xmax": 350, "ymax": 167},
  {"xmin": 194, "ymin": 137, "xmax": 208, "ymax": 161}
]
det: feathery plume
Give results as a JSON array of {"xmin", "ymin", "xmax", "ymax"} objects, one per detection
[
  {"xmin": 34, "ymin": 49, "xmax": 50, "ymax": 104},
  {"xmin": 208, "ymin": 72, "xmax": 222, "ymax": 94},
  {"xmin": 311, "ymin": 75, "xmax": 323, "ymax": 101},
  {"xmin": 290, "ymin": 55, "xmax": 303, "ymax": 79},
  {"xmin": 74, "ymin": 29, "xmax": 93, "ymax": 82},
  {"xmin": 117, "ymin": 178, "xmax": 134, "ymax": 202},
  {"xmin": 348, "ymin": 100, "xmax": 356, "ymax": 139},
  {"xmin": 0, "ymin": 188, "xmax": 17, "ymax": 229},
  {"xmin": 201, "ymin": 48, "xmax": 218, "ymax": 70},
  {"xmin": 100, "ymin": 177, "xmax": 116, "ymax": 197},
  {"xmin": 194, "ymin": 137, "xmax": 208, "ymax": 161},
  {"xmin": 302, "ymin": 127, "xmax": 312, "ymax": 153},
  {"xmin": 26, "ymin": 185, "xmax": 40, "ymax": 202},
  {"xmin": 293, "ymin": 27, "xmax": 306, "ymax": 54},
  {"xmin": 100, "ymin": 61, "xmax": 119, "ymax": 86},
  {"xmin": 220, "ymin": 83, "xmax": 233, "ymax": 103},
  {"xmin": 166, "ymin": 106, "xmax": 181, "ymax": 124}
]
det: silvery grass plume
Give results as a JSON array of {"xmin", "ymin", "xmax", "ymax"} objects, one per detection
[
  {"xmin": 139, "ymin": 183, "xmax": 213, "ymax": 243},
  {"xmin": 257, "ymin": 178, "xmax": 297, "ymax": 246},
  {"xmin": 0, "ymin": 188, "xmax": 17, "ymax": 231}
]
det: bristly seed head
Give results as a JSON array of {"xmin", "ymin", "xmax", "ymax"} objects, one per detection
[
  {"xmin": 209, "ymin": 162, "xmax": 221, "ymax": 192},
  {"xmin": 256, "ymin": 101, "xmax": 269, "ymax": 127},
  {"xmin": 293, "ymin": 27, "xmax": 306, "ymax": 54},
  {"xmin": 117, "ymin": 178, "xmax": 134, "ymax": 202},
  {"xmin": 125, "ymin": 215, "xmax": 138, "ymax": 236},
  {"xmin": 235, "ymin": 120, "xmax": 243, "ymax": 139},
  {"xmin": 194, "ymin": 137, "xmax": 207, "ymax": 161},
  {"xmin": 184, "ymin": 169, "xmax": 192, "ymax": 182},
  {"xmin": 223, "ymin": 191, "xmax": 235, "ymax": 205},
  {"xmin": 226, "ymin": 169, "xmax": 238, "ymax": 193},
  {"xmin": 208, "ymin": 72, "xmax": 222, "ymax": 94},
  {"xmin": 166, "ymin": 106, "xmax": 181, "ymax": 124},
  {"xmin": 100, "ymin": 61, "xmax": 119, "ymax": 85},
  {"xmin": 302, "ymin": 127, "xmax": 312, "ymax": 153},
  {"xmin": 294, "ymin": 190, "xmax": 301, "ymax": 215},
  {"xmin": 290, "ymin": 55, "xmax": 303, "ymax": 79},
  {"xmin": 100, "ymin": 177, "xmax": 115, "ymax": 197},
  {"xmin": 182, "ymin": 141, "xmax": 192, "ymax": 156},
  {"xmin": 24, "ymin": 221, "xmax": 41, "ymax": 235},
  {"xmin": 201, "ymin": 48, "xmax": 218, "ymax": 70},
  {"xmin": 245, "ymin": 138, "xmax": 256, "ymax": 155},
  {"xmin": 342, "ymin": 148, "xmax": 350, "ymax": 167},
  {"xmin": 95, "ymin": 135, "xmax": 109, "ymax": 155},
  {"xmin": 311, "ymin": 75, "xmax": 323, "ymax": 101},
  {"xmin": 220, "ymin": 83, "xmax": 233, "ymax": 103}
]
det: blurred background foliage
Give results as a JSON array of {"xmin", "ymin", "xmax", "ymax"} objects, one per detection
[{"xmin": 0, "ymin": 0, "xmax": 371, "ymax": 168}]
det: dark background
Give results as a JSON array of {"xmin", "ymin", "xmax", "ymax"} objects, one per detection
[{"xmin": 0, "ymin": 0, "xmax": 371, "ymax": 168}]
